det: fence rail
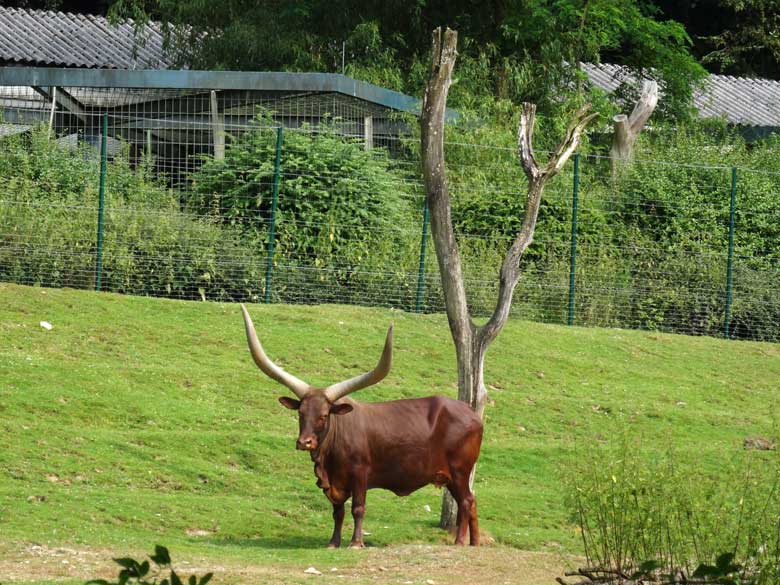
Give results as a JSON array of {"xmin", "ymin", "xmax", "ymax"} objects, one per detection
[{"xmin": 1, "ymin": 75, "xmax": 779, "ymax": 343}]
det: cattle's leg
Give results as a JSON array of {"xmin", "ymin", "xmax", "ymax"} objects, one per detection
[
  {"xmin": 348, "ymin": 471, "xmax": 368, "ymax": 548},
  {"xmin": 468, "ymin": 495, "xmax": 479, "ymax": 546},
  {"xmin": 327, "ymin": 502, "xmax": 345, "ymax": 548},
  {"xmin": 447, "ymin": 472, "xmax": 477, "ymax": 546}
]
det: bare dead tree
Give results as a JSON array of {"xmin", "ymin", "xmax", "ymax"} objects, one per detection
[
  {"xmin": 610, "ymin": 79, "xmax": 658, "ymax": 171},
  {"xmin": 421, "ymin": 27, "xmax": 599, "ymax": 530}
]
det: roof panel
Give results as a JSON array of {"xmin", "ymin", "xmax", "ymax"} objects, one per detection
[
  {"xmin": 0, "ymin": 6, "xmax": 172, "ymax": 70},
  {"xmin": 582, "ymin": 62, "xmax": 780, "ymax": 128}
]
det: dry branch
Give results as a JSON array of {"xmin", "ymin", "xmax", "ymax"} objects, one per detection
[{"xmin": 555, "ymin": 565, "xmax": 757, "ymax": 585}]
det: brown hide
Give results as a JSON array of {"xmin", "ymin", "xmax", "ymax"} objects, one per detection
[
  {"xmin": 284, "ymin": 392, "xmax": 483, "ymax": 547},
  {"xmin": 317, "ymin": 395, "xmax": 482, "ymax": 499}
]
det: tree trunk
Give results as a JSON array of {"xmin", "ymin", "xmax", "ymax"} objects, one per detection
[
  {"xmin": 421, "ymin": 27, "xmax": 598, "ymax": 533},
  {"xmin": 439, "ymin": 329, "xmax": 488, "ymax": 528}
]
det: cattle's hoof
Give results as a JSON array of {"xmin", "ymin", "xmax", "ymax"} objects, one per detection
[
  {"xmin": 326, "ymin": 542, "xmax": 341, "ymax": 549},
  {"xmin": 347, "ymin": 541, "xmax": 364, "ymax": 549}
]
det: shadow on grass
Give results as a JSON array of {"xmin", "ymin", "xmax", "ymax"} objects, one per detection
[{"xmin": 203, "ymin": 534, "xmax": 345, "ymax": 549}]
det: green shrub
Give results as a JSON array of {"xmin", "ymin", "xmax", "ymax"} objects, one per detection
[
  {"xmin": 564, "ymin": 439, "xmax": 780, "ymax": 584},
  {"xmin": 87, "ymin": 545, "xmax": 212, "ymax": 585},
  {"xmin": 0, "ymin": 127, "xmax": 265, "ymax": 301},
  {"xmin": 189, "ymin": 113, "xmax": 421, "ymax": 307}
]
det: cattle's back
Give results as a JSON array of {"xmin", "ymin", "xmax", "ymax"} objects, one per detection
[{"xmin": 334, "ymin": 395, "xmax": 482, "ymax": 495}]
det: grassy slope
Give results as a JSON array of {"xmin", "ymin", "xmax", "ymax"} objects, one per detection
[{"xmin": 1, "ymin": 283, "xmax": 779, "ymax": 577}]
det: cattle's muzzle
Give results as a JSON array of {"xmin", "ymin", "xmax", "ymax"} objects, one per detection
[{"xmin": 296, "ymin": 436, "xmax": 317, "ymax": 451}]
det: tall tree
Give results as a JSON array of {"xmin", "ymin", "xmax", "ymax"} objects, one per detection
[
  {"xmin": 700, "ymin": 0, "xmax": 780, "ymax": 78},
  {"xmin": 653, "ymin": 0, "xmax": 780, "ymax": 79},
  {"xmin": 109, "ymin": 0, "xmax": 705, "ymax": 118},
  {"xmin": 421, "ymin": 27, "xmax": 598, "ymax": 529}
]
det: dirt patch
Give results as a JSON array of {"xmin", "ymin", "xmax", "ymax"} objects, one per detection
[{"xmin": 0, "ymin": 542, "xmax": 578, "ymax": 585}]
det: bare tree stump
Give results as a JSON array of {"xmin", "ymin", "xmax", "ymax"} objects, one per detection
[{"xmin": 610, "ymin": 79, "xmax": 658, "ymax": 171}]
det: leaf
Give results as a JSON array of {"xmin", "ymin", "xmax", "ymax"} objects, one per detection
[
  {"xmin": 114, "ymin": 558, "xmax": 140, "ymax": 570},
  {"xmin": 189, "ymin": 576, "xmax": 197, "ymax": 585},
  {"xmin": 139, "ymin": 560, "xmax": 150, "ymax": 577},
  {"xmin": 151, "ymin": 545, "xmax": 171, "ymax": 565},
  {"xmin": 170, "ymin": 570, "xmax": 183, "ymax": 585},
  {"xmin": 199, "ymin": 573, "xmax": 213, "ymax": 585},
  {"xmin": 86, "ymin": 581, "xmax": 111, "ymax": 585}
]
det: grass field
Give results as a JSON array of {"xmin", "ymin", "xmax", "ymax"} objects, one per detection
[{"xmin": 1, "ymin": 282, "xmax": 779, "ymax": 584}]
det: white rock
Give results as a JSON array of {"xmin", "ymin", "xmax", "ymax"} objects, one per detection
[
  {"xmin": 423, "ymin": 505, "xmax": 431, "ymax": 512},
  {"xmin": 40, "ymin": 321, "xmax": 53, "ymax": 330},
  {"xmin": 304, "ymin": 567, "xmax": 322, "ymax": 575}
]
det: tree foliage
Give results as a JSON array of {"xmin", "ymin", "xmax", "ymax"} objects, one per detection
[
  {"xmin": 108, "ymin": 0, "xmax": 706, "ymax": 119},
  {"xmin": 701, "ymin": 0, "xmax": 780, "ymax": 77}
]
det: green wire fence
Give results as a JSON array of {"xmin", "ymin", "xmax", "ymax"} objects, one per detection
[{"xmin": 1, "ymin": 86, "xmax": 778, "ymax": 343}]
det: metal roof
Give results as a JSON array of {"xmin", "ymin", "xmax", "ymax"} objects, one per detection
[
  {"xmin": 582, "ymin": 62, "xmax": 780, "ymax": 128},
  {"xmin": 0, "ymin": 6, "xmax": 172, "ymax": 70},
  {"xmin": 0, "ymin": 4, "xmax": 454, "ymax": 119},
  {"xmin": 0, "ymin": 67, "xmax": 457, "ymax": 120}
]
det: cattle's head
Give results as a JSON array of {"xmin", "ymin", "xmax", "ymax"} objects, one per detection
[{"xmin": 240, "ymin": 304, "xmax": 392, "ymax": 452}]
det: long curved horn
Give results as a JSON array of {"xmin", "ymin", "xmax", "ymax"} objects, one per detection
[
  {"xmin": 240, "ymin": 304, "xmax": 309, "ymax": 398},
  {"xmin": 324, "ymin": 325, "xmax": 393, "ymax": 402}
]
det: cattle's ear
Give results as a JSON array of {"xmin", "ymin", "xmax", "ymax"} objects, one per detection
[
  {"xmin": 278, "ymin": 396, "xmax": 301, "ymax": 410},
  {"xmin": 330, "ymin": 403, "xmax": 353, "ymax": 416}
]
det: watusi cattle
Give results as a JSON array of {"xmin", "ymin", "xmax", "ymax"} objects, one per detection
[{"xmin": 240, "ymin": 305, "xmax": 483, "ymax": 547}]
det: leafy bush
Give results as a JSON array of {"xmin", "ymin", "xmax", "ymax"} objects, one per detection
[
  {"xmin": 189, "ymin": 114, "xmax": 420, "ymax": 306},
  {"xmin": 576, "ymin": 128, "xmax": 780, "ymax": 339},
  {"xmin": 564, "ymin": 439, "xmax": 780, "ymax": 584},
  {"xmin": 0, "ymin": 127, "xmax": 265, "ymax": 301}
]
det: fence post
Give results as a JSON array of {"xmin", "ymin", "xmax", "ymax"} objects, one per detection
[
  {"xmin": 95, "ymin": 113, "xmax": 107, "ymax": 291},
  {"xmin": 567, "ymin": 153, "xmax": 581, "ymax": 326},
  {"xmin": 264, "ymin": 126, "xmax": 283, "ymax": 303},
  {"xmin": 415, "ymin": 199, "xmax": 430, "ymax": 312},
  {"xmin": 724, "ymin": 166, "xmax": 737, "ymax": 339}
]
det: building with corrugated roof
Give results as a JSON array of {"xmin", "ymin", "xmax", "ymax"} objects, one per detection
[{"xmin": 0, "ymin": 5, "xmax": 450, "ymax": 170}]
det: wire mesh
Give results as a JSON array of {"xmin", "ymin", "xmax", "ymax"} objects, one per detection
[{"xmin": 1, "ymin": 78, "xmax": 779, "ymax": 343}]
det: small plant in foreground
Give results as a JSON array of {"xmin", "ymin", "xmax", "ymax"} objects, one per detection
[
  {"xmin": 562, "ymin": 437, "xmax": 780, "ymax": 584},
  {"xmin": 86, "ymin": 545, "xmax": 212, "ymax": 585}
]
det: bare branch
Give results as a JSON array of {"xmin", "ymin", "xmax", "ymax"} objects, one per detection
[
  {"xmin": 479, "ymin": 103, "xmax": 597, "ymax": 347},
  {"xmin": 517, "ymin": 102, "xmax": 540, "ymax": 181},
  {"xmin": 629, "ymin": 79, "xmax": 659, "ymax": 135},
  {"xmin": 544, "ymin": 105, "xmax": 599, "ymax": 177}
]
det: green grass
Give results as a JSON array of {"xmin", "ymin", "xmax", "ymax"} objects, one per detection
[{"xmin": 1, "ymin": 282, "xmax": 779, "ymax": 578}]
